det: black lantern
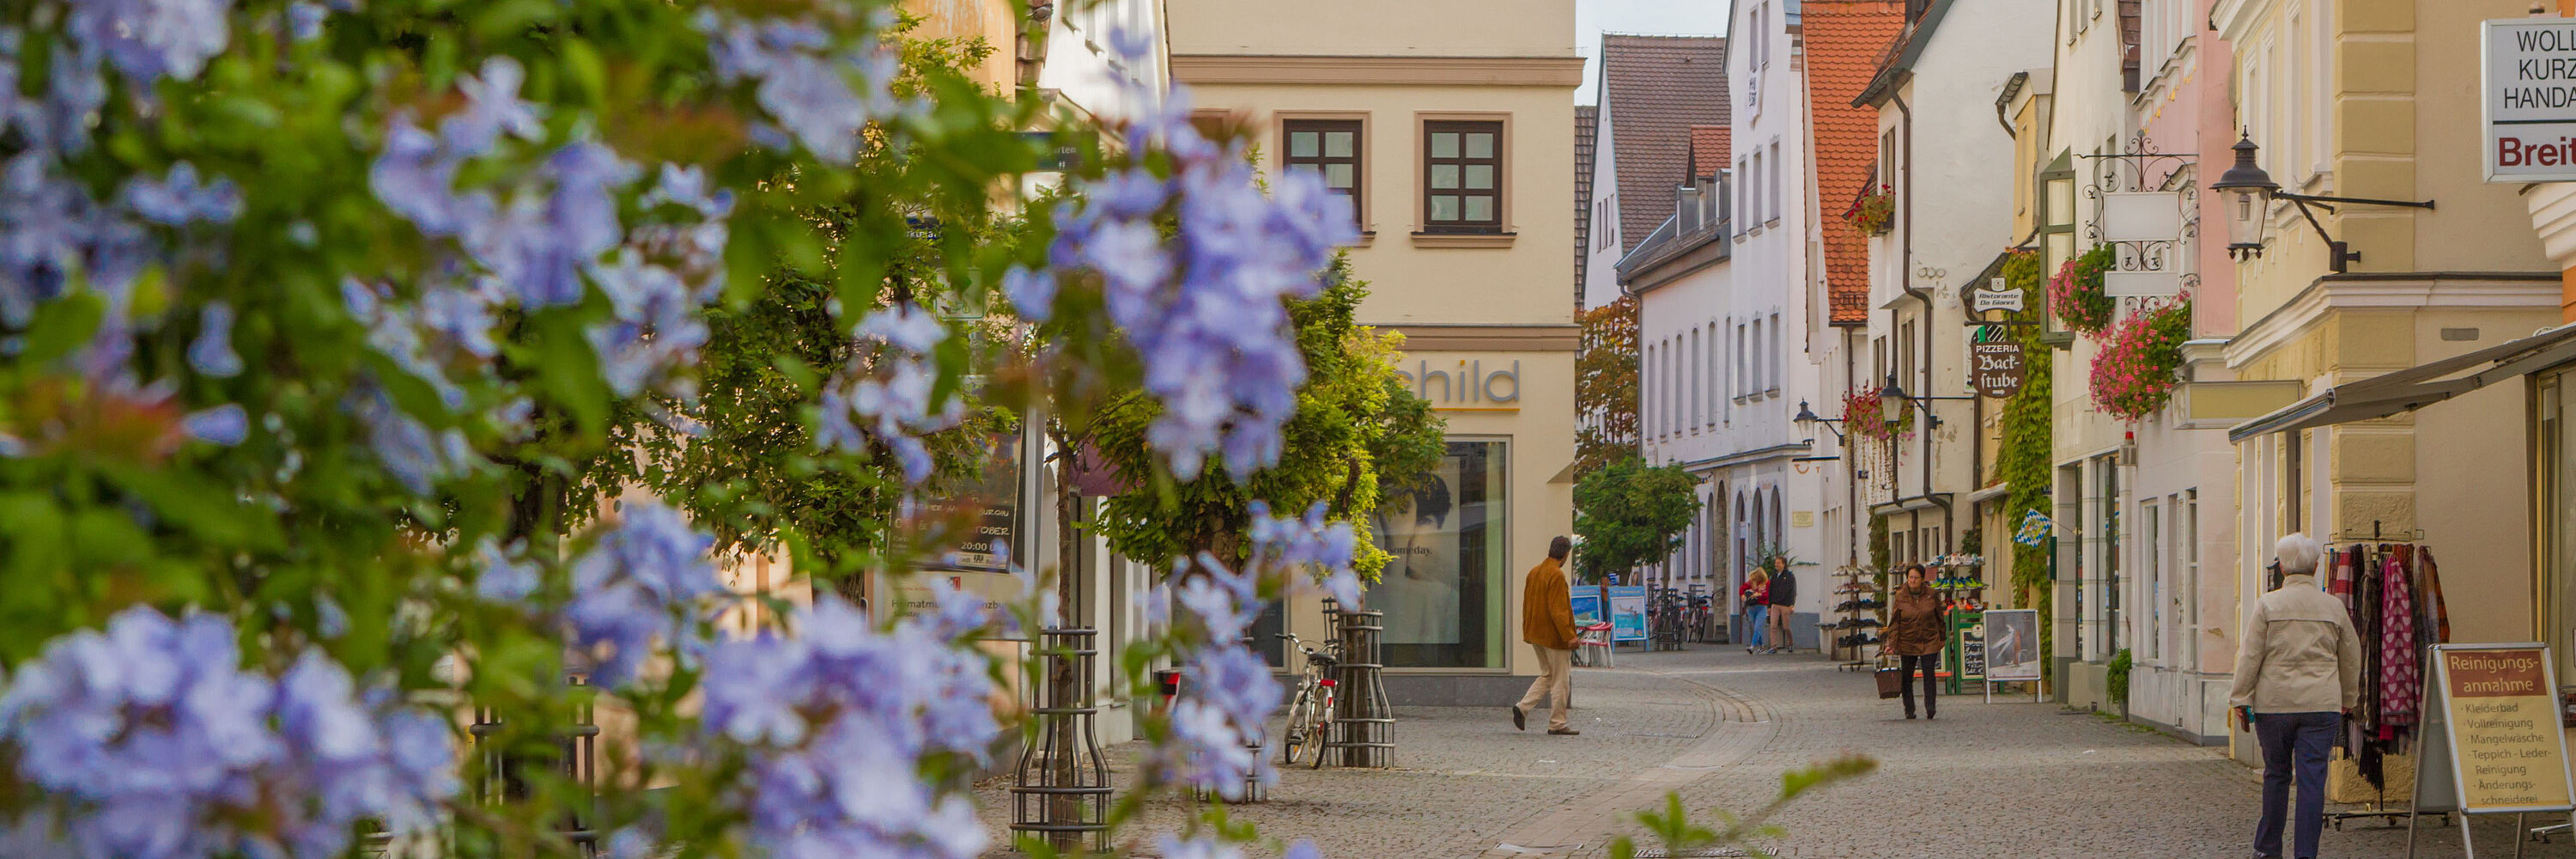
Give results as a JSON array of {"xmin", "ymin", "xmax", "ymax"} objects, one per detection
[
  {"xmin": 1876, "ymin": 374, "xmax": 1909, "ymax": 427},
  {"xmin": 1794, "ymin": 399, "xmax": 1844, "ymax": 441},
  {"xmin": 2204, "ymin": 130, "xmax": 2433, "ymax": 273},
  {"xmin": 2208, "ymin": 132, "xmax": 2279, "ymax": 261}
]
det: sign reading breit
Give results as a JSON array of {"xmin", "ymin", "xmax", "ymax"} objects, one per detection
[
  {"xmin": 2484, "ymin": 18, "xmax": 2576, "ymax": 182},
  {"xmin": 2433, "ymin": 645, "xmax": 2575, "ymax": 813}
]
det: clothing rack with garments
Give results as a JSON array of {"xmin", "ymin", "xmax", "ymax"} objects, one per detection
[
  {"xmin": 1827, "ymin": 565, "xmax": 1880, "ymax": 672},
  {"xmin": 2317, "ymin": 522, "xmax": 2451, "ymax": 832}
]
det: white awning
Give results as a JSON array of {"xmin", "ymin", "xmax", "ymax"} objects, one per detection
[{"xmin": 2228, "ymin": 323, "xmax": 2576, "ymax": 442}]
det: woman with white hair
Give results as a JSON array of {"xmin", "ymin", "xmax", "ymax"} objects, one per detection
[{"xmin": 2228, "ymin": 533, "xmax": 2363, "ymax": 859}]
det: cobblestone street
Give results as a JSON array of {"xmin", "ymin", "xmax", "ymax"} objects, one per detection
[{"xmin": 981, "ymin": 646, "xmax": 2576, "ymax": 858}]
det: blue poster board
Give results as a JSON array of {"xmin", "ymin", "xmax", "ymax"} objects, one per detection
[
  {"xmin": 1570, "ymin": 589, "xmax": 1603, "ymax": 628},
  {"xmin": 1607, "ymin": 585, "xmax": 1649, "ymax": 643}
]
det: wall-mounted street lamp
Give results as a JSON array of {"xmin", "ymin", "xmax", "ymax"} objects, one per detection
[
  {"xmin": 1792, "ymin": 399, "xmax": 1844, "ymax": 442},
  {"xmin": 1875, "ymin": 373, "xmax": 1974, "ymax": 430},
  {"xmin": 2211, "ymin": 131, "xmax": 2435, "ymax": 274}
]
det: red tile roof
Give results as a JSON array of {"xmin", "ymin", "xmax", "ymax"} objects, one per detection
[
  {"xmin": 1599, "ymin": 34, "xmax": 1728, "ymax": 253},
  {"xmin": 1576, "ymin": 104, "xmax": 1599, "ymax": 306},
  {"xmin": 1801, "ymin": 0, "xmax": 1905, "ymax": 326},
  {"xmin": 1688, "ymin": 125, "xmax": 1727, "ymax": 180}
]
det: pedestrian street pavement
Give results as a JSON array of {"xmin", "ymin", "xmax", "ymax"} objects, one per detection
[{"xmin": 975, "ymin": 645, "xmax": 2576, "ymax": 858}]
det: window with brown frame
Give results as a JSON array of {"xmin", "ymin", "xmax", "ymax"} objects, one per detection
[
  {"xmin": 1421, "ymin": 120, "xmax": 1503, "ymax": 234},
  {"xmin": 1283, "ymin": 119, "xmax": 1363, "ymax": 229}
]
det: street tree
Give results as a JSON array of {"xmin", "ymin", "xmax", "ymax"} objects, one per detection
[
  {"xmin": 1575, "ymin": 296, "xmax": 1641, "ymax": 476},
  {"xmin": 1572, "ymin": 455, "xmax": 1704, "ymax": 584}
]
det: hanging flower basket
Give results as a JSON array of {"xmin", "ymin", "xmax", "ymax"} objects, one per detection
[
  {"xmin": 1841, "ymin": 387, "xmax": 1911, "ymax": 442},
  {"xmin": 2049, "ymin": 245, "xmax": 2117, "ymax": 334},
  {"xmin": 1845, "ymin": 186, "xmax": 1894, "ymax": 236},
  {"xmin": 2088, "ymin": 299, "xmax": 2193, "ymax": 422}
]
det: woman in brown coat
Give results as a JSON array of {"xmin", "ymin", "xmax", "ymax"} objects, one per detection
[{"xmin": 1886, "ymin": 564, "xmax": 1947, "ymax": 720}]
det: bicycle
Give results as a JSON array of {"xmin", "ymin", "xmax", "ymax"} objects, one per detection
[{"xmin": 1275, "ymin": 632, "xmax": 1342, "ymax": 769}]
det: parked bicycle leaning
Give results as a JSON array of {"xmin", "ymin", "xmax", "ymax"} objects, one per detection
[{"xmin": 1275, "ymin": 632, "xmax": 1342, "ymax": 767}]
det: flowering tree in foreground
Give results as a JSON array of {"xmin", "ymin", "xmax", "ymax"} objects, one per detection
[
  {"xmin": 0, "ymin": 0, "xmax": 1364, "ymax": 856},
  {"xmin": 0, "ymin": 3, "xmax": 1866, "ymax": 856}
]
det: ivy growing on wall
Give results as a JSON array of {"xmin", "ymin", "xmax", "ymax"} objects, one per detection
[{"xmin": 1996, "ymin": 249, "xmax": 2057, "ymax": 673}]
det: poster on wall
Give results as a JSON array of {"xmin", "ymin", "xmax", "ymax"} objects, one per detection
[
  {"xmin": 1607, "ymin": 586, "xmax": 1648, "ymax": 643},
  {"xmin": 1982, "ymin": 610, "xmax": 2042, "ymax": 682},
  {"xmin": 1367, "ymin": 441, "xmax": 1506, "ymax": 668},
  {"xmin": 915, "ymin": 432, "xmax": 1021, "ymax": 573}
]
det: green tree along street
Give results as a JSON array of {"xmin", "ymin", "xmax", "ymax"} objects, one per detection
[
  {"xmin": 1091, "ymin": 259, "xmax": 1447, "ymax": 582},
  {"xmin": 1571, "ymin": 456, "xmax": 1703, "ymax": 585}
]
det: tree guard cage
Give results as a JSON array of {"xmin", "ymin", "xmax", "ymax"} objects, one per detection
[
  {"xmin": 1327, "ymin": 606, "xmax": 1394, "ymax": 768},
  {"xmin": 465, "ymin": 671, "xmax": 601, "ymax": 856},
  {"xmin": 1009, "ymin": 628, "xmax": 1111, "ymax": 849}
]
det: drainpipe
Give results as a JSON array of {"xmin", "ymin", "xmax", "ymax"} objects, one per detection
[{"xmin": 1887, "ymin": 93, "xmax": 1951, "ymax": 551}]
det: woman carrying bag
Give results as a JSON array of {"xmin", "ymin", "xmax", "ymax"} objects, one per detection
[
  {"xmin": 1885, "ymin": 564, "xmax": 1947, "ymax": 720},
  {"xmin": 1740, "ymin": 569, "xmax": 1771, "ymax": 654}
]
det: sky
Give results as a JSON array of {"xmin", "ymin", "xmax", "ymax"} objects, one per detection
[{"xmin": 1574, "ymin": 0, "xmax": 1734, "ymax": 104}]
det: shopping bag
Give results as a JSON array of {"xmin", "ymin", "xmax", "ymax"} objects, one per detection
[{"xmin": 1874, "ymin": 662, "xmax": 1905, "ymax": 699}]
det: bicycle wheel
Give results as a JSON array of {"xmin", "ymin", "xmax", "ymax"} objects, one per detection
[
  {"xmin": 1308, "ymin": 685, "xmax": 1337, "ymax": 769},
  {"xmin": 1278, "ymin": 684, "xmax": 1314, "ymax": 765}
]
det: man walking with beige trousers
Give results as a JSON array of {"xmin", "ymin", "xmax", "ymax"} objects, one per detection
[{"xmin": 1511, "ymin": 536, "xmax": 1580, "ymax": 735}]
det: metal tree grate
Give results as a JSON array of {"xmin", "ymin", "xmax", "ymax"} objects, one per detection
[
  {"xmin": 1628, "ymin": 849, "xmax": 1751, "ymax": 858},
  {"xmin": 1326, "ymin": 607, "xmax": 1394, "ymax": 768},
  {"xmin": 468, "ymin": 669, "xmax": 600, "ymax": 856},
  {"xmin": 1009, "ymin": 628, "xmax": 1112, "ymax": 850}
]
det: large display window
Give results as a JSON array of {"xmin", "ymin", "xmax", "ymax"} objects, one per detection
[{"xmin": 1368, "ymin": 440, "xmax": 1509, "ymax": 668}]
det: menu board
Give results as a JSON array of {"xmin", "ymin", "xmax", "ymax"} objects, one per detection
[{"xmin": 2425, "ymin": 644, "xmax": 2576, "ymax": 814}]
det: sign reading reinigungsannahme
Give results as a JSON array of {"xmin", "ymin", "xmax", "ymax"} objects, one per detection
[
  {"xmin": 2484, "ymin": 18, "xmax": 2576, "ymax": 182},
  {"xmin": 2430, "ymin": 644, "xmax": 2576, "ymax": 813}
]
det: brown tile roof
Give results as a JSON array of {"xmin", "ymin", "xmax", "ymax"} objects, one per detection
[
  {"xmin": 1599, "ymin": 34, "xmax": 1728, "ymax": 253},
  {"xmin": 1801, "ymin": 0, "xmax": 1905, "ymax": 326},
  {"xmin": 1575, "ymin": 104, "xmax": 1598, "ymax": 307},
  {"xmin": 1688, "ymin": 125, "xmax": 1727, "ymax": 180}
]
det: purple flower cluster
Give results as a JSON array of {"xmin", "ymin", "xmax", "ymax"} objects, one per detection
[
  {"xmin": 698, "ymin": 10, "xmax": 902, "ymax": 163},
  {"xmin": 817, "ymin": 306, "xmax": 966, "ymax": 484},
  {"xmin": 1147, "ymin": 503, "xmax": 1359, "ymax": 799},
  {"xmin": 0, "ymin": 606, "xmax": 456, "ymax": 859},
  {"xmin": 697, "ymin": 597, "xmax": 998, "ymax": 859},
  {"xmin": 567, "ymin": 501, "xmax": 720, "ymax": 686},
  {"xmin": 1042, "ymin": 57, "xmax": 1356, "ymax": 479}
]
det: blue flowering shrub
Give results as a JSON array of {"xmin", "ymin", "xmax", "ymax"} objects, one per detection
[{"xmin": 0, "ymin": 0, "xmax": 1360, "ymax": 856}]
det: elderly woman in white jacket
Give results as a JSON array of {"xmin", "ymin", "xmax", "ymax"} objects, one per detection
[{"xmin": 2228, "ymin": 533, "xmax": 2363, "ymax": 859}]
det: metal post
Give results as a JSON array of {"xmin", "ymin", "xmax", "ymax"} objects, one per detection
[{"xmin": 1009, "ymin": 629, "xmax": 1110, "ymax": 849}]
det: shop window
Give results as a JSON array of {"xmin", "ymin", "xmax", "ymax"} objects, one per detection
[
  {"xmin": 2543, "ymin": 373, "xmax": 2576, "ymax": 682},
  {"xmin": 1284, "ymin": 119, "xmax": 1364, "ymax": 230},
  {"xmin": 1422, "ymin": 121, "xmax": 1504, "ymax": 234},
  {"xmin": 1369, "ymin": 440, "xmax": 1509, "ymax": 668}
]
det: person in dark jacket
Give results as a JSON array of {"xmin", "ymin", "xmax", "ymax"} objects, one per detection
[
  {"xmin": 1886, "ymin": 564, "xmax": 1947, "ymax": 719},
  {"xmin": 1762, "ymin": 557, "xmax": 1796, "ymax": 654}
]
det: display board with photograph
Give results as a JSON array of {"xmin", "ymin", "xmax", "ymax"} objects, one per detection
[
  {"xmin": 1570, "ymin": 588, "xmax": 1603, "ymax": 628},
  {"xmin": 1981, "ymin": 609, "xmax": 2042, "ymax": 682},
  {"xmin": 1368, "ymin": 441, "xmax": 1509, "ymax": 668},
  {"xmin": 1607, "ymin": 586, "xmax": 1648, "ymax": 643}
]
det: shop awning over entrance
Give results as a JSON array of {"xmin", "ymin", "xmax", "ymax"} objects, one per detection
[{"xmin": 2227, "ymin": 323, "xmax": 2576, "ymax": 443}]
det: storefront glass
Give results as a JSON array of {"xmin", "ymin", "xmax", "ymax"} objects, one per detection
[
  {"xmin": 1369, "ymin": 440, "xmax": 1509, "ymax": 668},
  {"xmin": 2542, "ymin": 372, "xmax": 2575, "ymax": 681}
]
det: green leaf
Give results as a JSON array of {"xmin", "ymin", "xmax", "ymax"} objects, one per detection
[{"xmin": 21, "ymin": 292, "xmax": 105, "ymax": 365}]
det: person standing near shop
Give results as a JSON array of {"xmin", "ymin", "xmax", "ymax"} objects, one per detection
[
  {"xmin": 1511, "ymin": 536, "xmax": 1580, "ymax": 735},
  {"xmin": 1741, "ymin": 567, "xmax": 1771, "ymax": 654},
  {"xmin": 1886, "ymin": 564, "xmax": 1946, "ymax": 720},
  {"xmin": 1763, "ymin": 556, "xmax": 1797, "ymax": 654},
  {"xmin": 2230, "ymin": 533, "xmax": 2362, "ymax": 859}
]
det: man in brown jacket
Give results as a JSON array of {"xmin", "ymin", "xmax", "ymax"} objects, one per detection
[{"xmin": 1511, "ymin": 536, "xmax": 1580, "ymax": 734}]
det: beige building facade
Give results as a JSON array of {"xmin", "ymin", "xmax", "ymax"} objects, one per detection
[
  {"xmin": 2216, "ymin": 0, "xmax": 2560, "ymax": 666},
  {"xmin": 1170, "ymin": 0, "xmax": 1582, "ymax": 704}
]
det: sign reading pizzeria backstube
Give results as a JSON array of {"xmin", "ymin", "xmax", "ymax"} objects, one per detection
[{"xmin": 1971, "ymin": 342, "xmax": 2026, "ymax": 399}]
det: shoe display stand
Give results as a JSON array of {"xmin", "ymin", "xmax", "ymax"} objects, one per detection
[
  {"xmin": 1826, "ymin": 564, "xmax": 1881, "ymax": 672},
  {"xmin": 1928, "ymin": 554, "xmax": 1987, "ymax": 695}
]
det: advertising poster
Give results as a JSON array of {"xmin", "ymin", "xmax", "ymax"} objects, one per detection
[
  {"xmin": 1371, "ymin": 470, "xmax": 1462, "ymax": 649},
  {"xmin": 1570, "ymin": 588, "xmax": 1603, "ymax": 628},
  {"xmin": 914, "ymin": 432, "xmax": 1021, "ymax": 573},
  {"xmin": 1982, "ymin": 610, "xmax": 2042, "ymax": 682},
  {"xmin": 2428, "ymin": 644, "xmax": 2576, "ymax": 813},
  {"xmin": 1607, "ymin": 585, "xmax": 1648, "ymax": 643}
]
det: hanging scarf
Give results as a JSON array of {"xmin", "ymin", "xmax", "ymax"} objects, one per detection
[
  {"xmin": 2379, "ymin": 545, "xmax": 2420, "ymax": 736},
  {"xmin": 2418, "ymin": 547, "xmax": 2449, "ymax": 645}
]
